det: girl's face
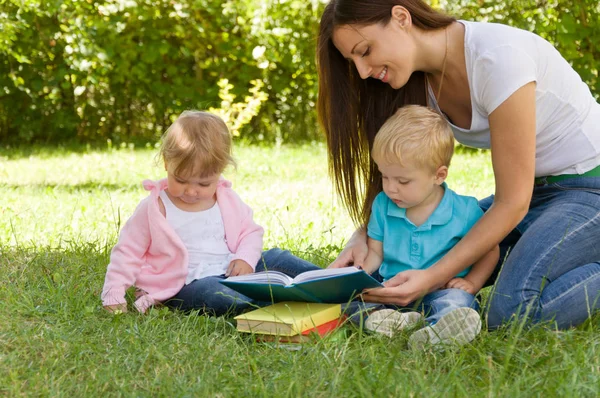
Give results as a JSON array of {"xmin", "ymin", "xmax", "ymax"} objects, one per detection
[
  {"xmin": 378, "ymin": 162, "xmax": 445, "ymax": 210},
  {"xmin": 332, "ymin": 11, "xmax": 417, "ymax": 89},
  {"xmin": 165, "ymin": 163, "xmax": 220, "ymax": 211}
]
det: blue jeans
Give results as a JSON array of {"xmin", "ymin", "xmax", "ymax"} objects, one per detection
[
  {"xmin": 481, "ymin": 176, "xmax": 600, "ymax": 329},
  {"xmin": 343, "ymin": 287, "xmax": 479, "ymax": 326},
  {"xmin": 164, "ymin": 248, "xmax": 321, "ymax": 316}
]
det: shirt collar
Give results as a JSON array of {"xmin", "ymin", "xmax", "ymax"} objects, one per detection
[{"xmin": 386, "ymin": 182, "xmax": 454, "ymax": 229}]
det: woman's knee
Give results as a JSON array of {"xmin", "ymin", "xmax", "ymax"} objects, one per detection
[
  {"xmin": 486, "ymin": 298, "xmax": 508, "ymax": 329},
  {"xmin": 485, "ymin": 292, "xmax": 532, "ymax": 329}
]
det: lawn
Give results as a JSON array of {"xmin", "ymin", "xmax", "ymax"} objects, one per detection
[{"xmin": 1, "ymin": 143, "xmax": 598, "ymax": 396}]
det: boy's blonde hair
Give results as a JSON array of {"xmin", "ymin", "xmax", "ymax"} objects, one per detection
[
  {"xmin": 159, "ymin": 110, "xmax": 236, "ymax": 178},
  {"xmin": 372, "ymin": 105, "xmax": 454, "ymax": 172}
]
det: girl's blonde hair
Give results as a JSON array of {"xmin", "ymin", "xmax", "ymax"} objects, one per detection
[
  {"xmin": 159, "ymin": 110, "xmax": 236, "ymax": 177},
  {"xmin": 372, "ymin": 105, "xmax": 454, "ymax": 173}
]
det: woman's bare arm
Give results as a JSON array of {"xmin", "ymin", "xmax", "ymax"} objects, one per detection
[{"xmin": 363, "ymin": 82, "xmax": 537, "ymax": 305}]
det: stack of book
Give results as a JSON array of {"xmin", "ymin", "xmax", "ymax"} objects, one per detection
[
  {"xmin": 225, "ymin": 267, "xmax": 382, "ymax": 344},
  {"xmin": 234, "ymin": 302, "xmax": 346, "ymax": 343}
]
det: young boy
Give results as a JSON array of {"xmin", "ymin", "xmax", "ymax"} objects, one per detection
[{"xmin": 356, "ymin": 105, "xmax": 499, "ymax": 349}]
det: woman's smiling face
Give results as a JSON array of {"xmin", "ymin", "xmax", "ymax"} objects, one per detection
[{"xmin": 332, "ymin": 13, "xmax": 417, "ymax": 90}]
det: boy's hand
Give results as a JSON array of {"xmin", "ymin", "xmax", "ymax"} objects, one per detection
[
  {"xmin": 328, "ymin": 228, "xmax": 368, "ymax": 269},
  {"xmin": 226, "ymin": 259, "xmax": 253, "ymax": 277},
  {"xmin": 445, "ymin": 278, "xmax": 477, "ymax": 295},
  {"xmin": 104, "ymin": 303, "xmax": 128, "ymax": 313}
]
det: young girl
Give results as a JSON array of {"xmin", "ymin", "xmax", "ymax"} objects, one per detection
[{"xmin": 101, "ymin": 111, "xmax": 265, "ymax": 315}]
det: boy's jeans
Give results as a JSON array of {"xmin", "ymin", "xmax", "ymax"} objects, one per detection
[
  {"xmin": 481, "ymin": 176, "xmax": 600, "ymax": 329},
  {"xmin": 164, "ymin": 248, "xmax": 321, "ymax": 316},
  {"xmin": 343, "ymin": 287, "xmax": 479, "ymax": 326}
]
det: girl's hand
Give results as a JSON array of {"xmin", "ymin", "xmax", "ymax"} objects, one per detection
[
  {"xmin": 361, "ymin": 269, "xmax": 440, "ymax": 306},
  {"xmin": 328, "ymin": 229, "xmax": 368, "ymax": 269},
  {"xmin": 445, "ymin": 277, "xmax": 477, "ymax": 295},
  {"xmin": 226, "ymin": 259, "xmax": 253, "ymax": 277},
  {"xmin": 104, "ymin": 303, "xmax": 128, "ymax": 313}
]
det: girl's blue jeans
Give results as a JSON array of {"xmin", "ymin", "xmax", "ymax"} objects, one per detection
[
  {"xmin": 482, "ymin": 176, "xmax": 600, "ymax": 329},
  {"xmin": 164, "ymin": 248, "xmax": 321, "ymax": 316}
]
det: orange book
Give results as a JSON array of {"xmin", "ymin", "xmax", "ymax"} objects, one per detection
[
  {"xmin": 255, "ymin": 316, "xmax": 347, "ymax": 343},
  {"xmin": 235, "ymin": 302, "xmax": 341, "ymax": 336}
]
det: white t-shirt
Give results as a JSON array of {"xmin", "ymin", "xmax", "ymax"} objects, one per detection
[
  {"xmin": 428, "ymin": 20, "xmax": 600, "ymax": 177},
  {"xmin": 159, "ymin": 191, "xmax": 233, "ymax": 284}
]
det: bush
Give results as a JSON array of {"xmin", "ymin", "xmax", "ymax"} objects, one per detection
[
  {"xmin": 0, "ymin": 0, "xmax": 324, "ymax": 144},
  {"xmin": 0, "ymin": 0, "xmax": 597, "ymax": 144},
  {"xmin": 444, "ymin": 0, "xmax": 599, "ymax": 99}
]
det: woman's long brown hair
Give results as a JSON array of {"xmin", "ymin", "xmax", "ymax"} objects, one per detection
[{"xmin": 317, "ymin": 0, "xmax": 455, "ymax": 226}]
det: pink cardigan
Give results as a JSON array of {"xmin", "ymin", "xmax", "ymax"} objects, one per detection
[{"xmin": 101, "ymin": 178, "xmax": 264, "ymax": 313}]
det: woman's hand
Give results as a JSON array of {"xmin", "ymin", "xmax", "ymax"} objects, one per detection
[
  {"xmin": 361, "ymin": 269, "xmax": 441, "ymax": 306},
  {"xmin": 226, "ymin": 260, "xmax": 254, "ymax": 277},
  {"xmin": 328, "ymin": 228, "xmax": 368, "ymax": 269}
]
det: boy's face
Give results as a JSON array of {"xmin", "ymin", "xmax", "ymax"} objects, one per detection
[
  {"xmin": 378, "ymin": 162, "xmax": 447, "ymax": 210},
  {"xmin": 165, "ymin": 162, "xmax": 220, "ymax": 211}
]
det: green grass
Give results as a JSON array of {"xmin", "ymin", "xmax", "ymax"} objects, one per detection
[{"xmin": 1, "ymin": 144, "xmax": 598, "ymax": 396}]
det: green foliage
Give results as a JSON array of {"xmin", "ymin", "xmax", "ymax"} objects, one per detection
[
  {"xmin": 442, "ymin": 0, "xmax": 600, "ymax": 99},
  {"xmin": 0, "ymin": 0, "xmax": 324, "ymax": 144},
  {"xmin": 0, "ymin": 0, "xmax": 598, "ymax": 144},
  {"xmin": 247, "ymin": 0, "xmax": 324, "ymax": 143},
  {"xmin": 208, "ymin": 78, "xmax": 268, "ymax": 138}
]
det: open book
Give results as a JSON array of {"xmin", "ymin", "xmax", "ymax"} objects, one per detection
[{"xmin": 220, "ymin": 267, "xmax": 383, "ymax": 303}]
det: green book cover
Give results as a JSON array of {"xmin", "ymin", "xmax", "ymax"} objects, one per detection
[{"xmin": 220, "ymin": 267, "xmax": 383, "ymax": 303}]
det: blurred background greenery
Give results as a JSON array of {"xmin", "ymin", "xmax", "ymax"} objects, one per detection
[{"xmin": 1, "ymin": 0, "xmax": 598, "ymax": 145}]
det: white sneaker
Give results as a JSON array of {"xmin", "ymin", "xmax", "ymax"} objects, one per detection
[
  {"xmin": 365, "ymin": 309, "xmax": 424, "ymax": 337},
  {"xmin": 408, "ymin": 307, "xmax": 482, "ymax": 349}
]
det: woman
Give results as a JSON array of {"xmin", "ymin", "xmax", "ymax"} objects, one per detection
[{"xmin": 317, "ymin": 0, "xmax": 600, "ymax": 329}]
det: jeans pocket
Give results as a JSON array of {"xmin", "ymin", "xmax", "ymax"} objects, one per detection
[{"xmin": 553, "ymin": 176, "xmax": 600, "ymax": 193}]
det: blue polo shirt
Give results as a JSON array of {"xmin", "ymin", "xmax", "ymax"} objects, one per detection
[{"xmin": 367, "ymin": 183, "xmax": 483, "ymax": 281}]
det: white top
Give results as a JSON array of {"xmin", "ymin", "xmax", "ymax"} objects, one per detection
[
  {"xmin": 159, "ymin": 191, "xmax": 233, "ymax": 284},
  {"xmin": 428, "ymin": 20, "xmax": 600, "ymax": 177}
]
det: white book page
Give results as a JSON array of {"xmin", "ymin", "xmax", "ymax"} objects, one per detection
[
  {"xmin": 224, "ymin": 270, "xmax": 293, "ymax": 285},
  {"xmin": 291, "ymin": 266, "xmax": 361, "ymax": 284}
]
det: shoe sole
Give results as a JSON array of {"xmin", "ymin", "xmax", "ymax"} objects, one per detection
[
  {"xmin": 365, "ymin": 309, "xmax": 424, "ymax": 337},
  {"xmin": 408, "ymin": 307, "xmax": 481, "ymax": 349}
]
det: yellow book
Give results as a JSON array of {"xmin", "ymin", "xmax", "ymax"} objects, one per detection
[{"xmin": 234, "ymin": 302, "xmax": 341, "ymax": 336}]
